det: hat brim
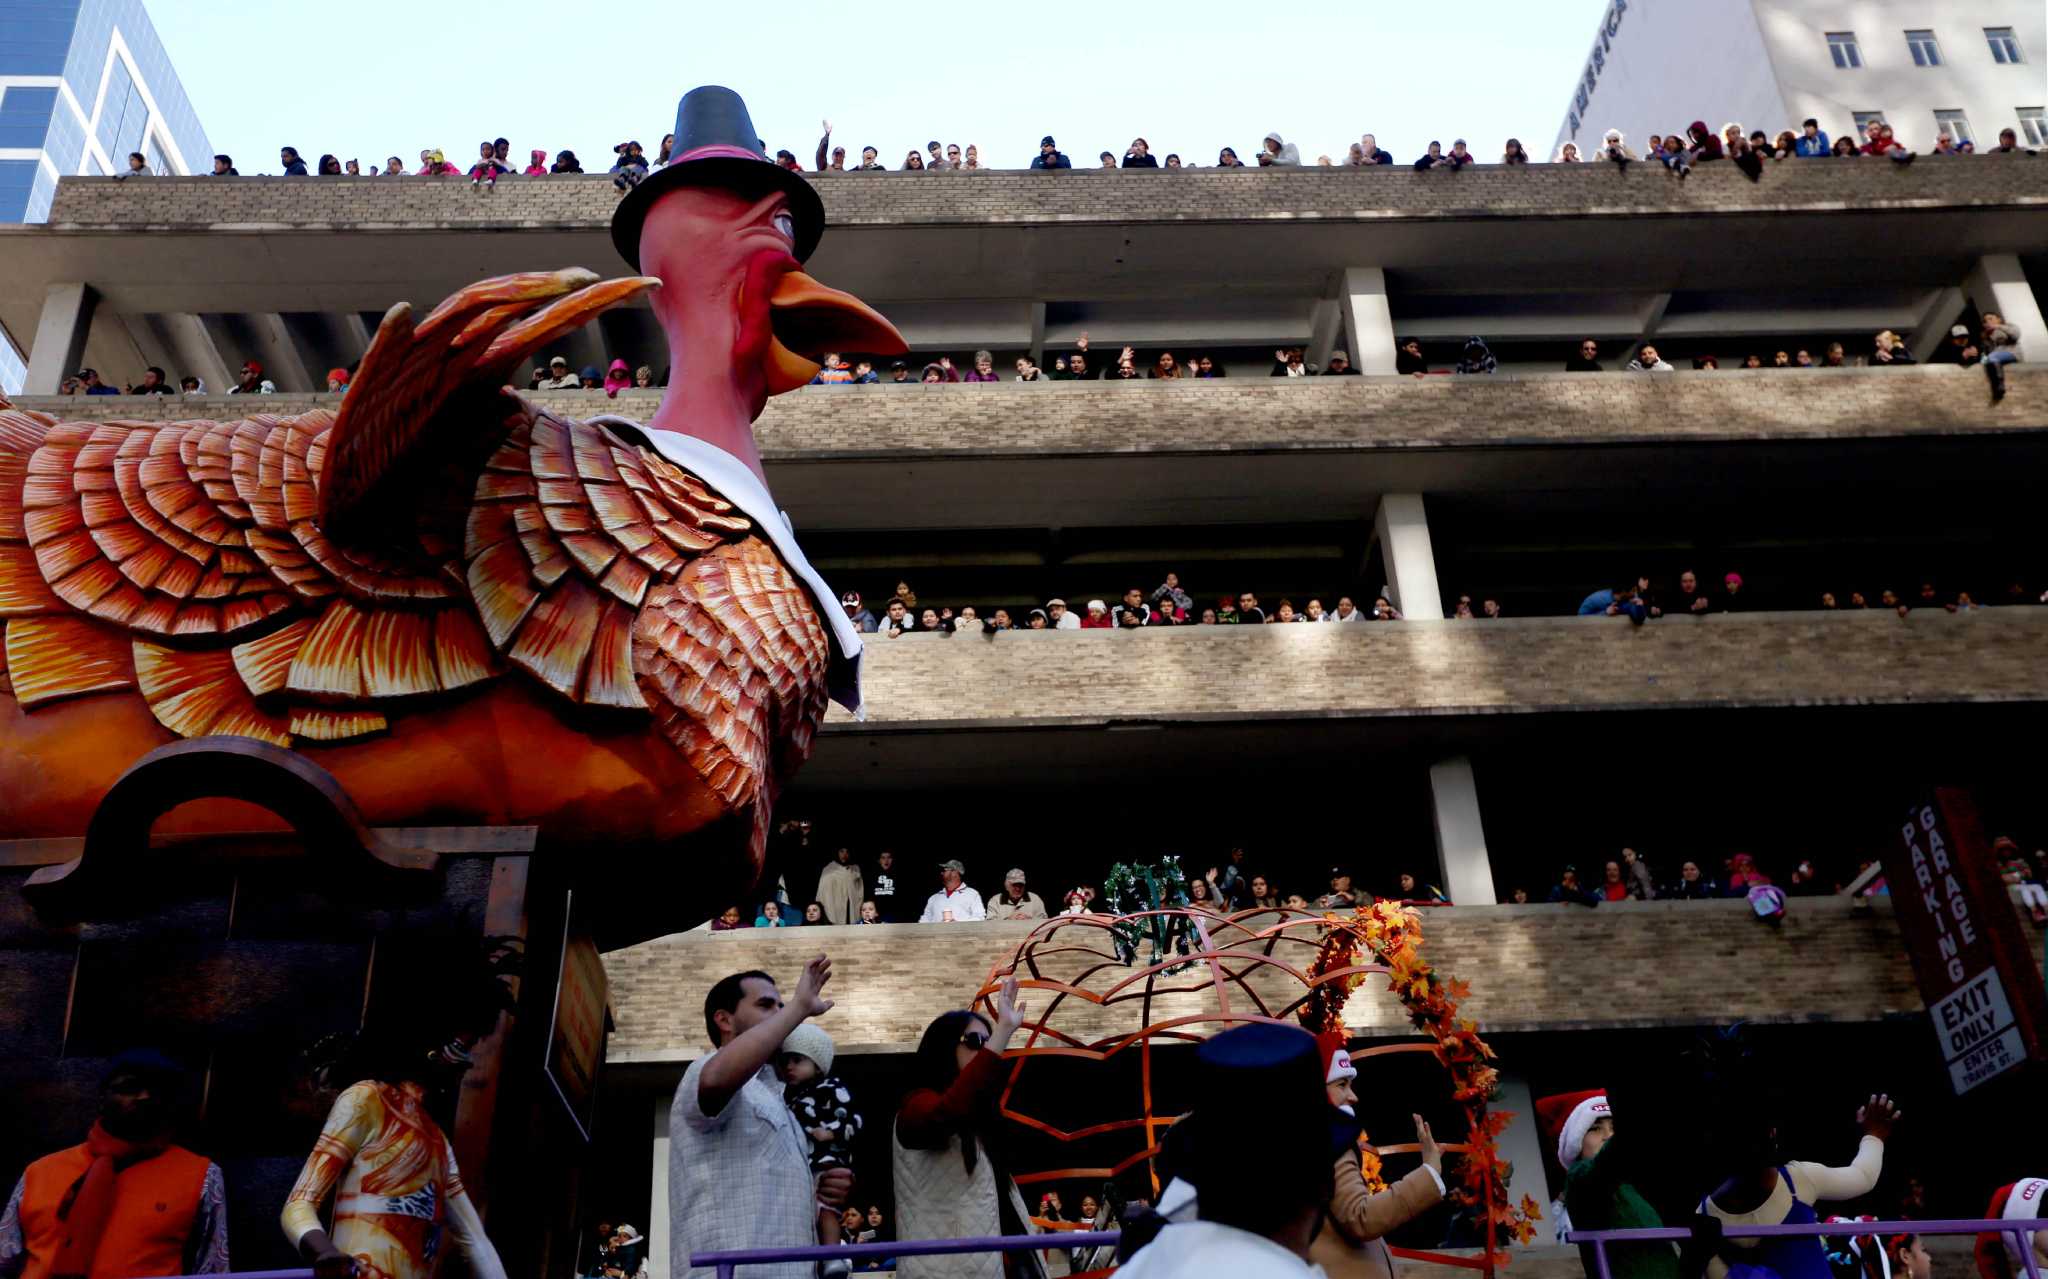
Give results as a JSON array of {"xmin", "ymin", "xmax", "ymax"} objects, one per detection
[{"xmin": 611, "ymin": 157, "xmax": 825, "ymax": 271}]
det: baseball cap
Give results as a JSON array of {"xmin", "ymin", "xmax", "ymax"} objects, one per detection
[
  {"xmin": 938, "ymin": 858, "xmax": 967, "ymax": 874},
  {"xmin": 1329, "ymin": 864, "xmax": 1351, "ymax": 879},
  {"xmin": 1951, "ymin": 324, "xmax": 1969, "ymax": 337},
  {"xmin": 840, "ymin": 591, "xmax": 861, "ymax": 606},
  {"xmin": 1005, "ymin": 868, "xmax": 1027, "ymax": 885},
  {"xmin": 1041, "ymin": 135, "xmax": 1057, "ymax": 147},
  {"xmin": 1047, "ymin": 598, "xmax": 1067, "ymax": 608},
  {"xmin": 549, "ymin": 356, "xmax": 569, "ymax": 367},
  {"xmin": 1086, "ymin": 599, "xmax": 1107, "ymax": 611},
  {"xmin": 889, "ymin": 360, "xmax": 907, "ymax": 370}
]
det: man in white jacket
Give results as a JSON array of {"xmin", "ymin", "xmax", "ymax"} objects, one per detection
[{"xmin": 1119, "ymin": 1024, "xmax": 1344, "ymax": 1277}]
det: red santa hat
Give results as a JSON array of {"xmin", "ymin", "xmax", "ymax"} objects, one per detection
[
  {"xmin": 1536, "ymin": 1089, "xmax": 1610, "ymax": 1170},
  {"xmin": 1317, "ymin": 1029, "xmax": 1357, "ymax": 1085},
  {"xmin": 1979, "ymin": 1179, "xmax": 2048, "ymax": 1279}
]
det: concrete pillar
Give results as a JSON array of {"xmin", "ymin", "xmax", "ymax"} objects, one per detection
[
  {"xmin": 649, "ymin": 1093, "xmax": 671, "ymax": 1277},
  {"xmin": 1492, "ymin": 1071, "xmax": 1557, "ymax": 1246},
  {"xmin": 1028, "ymin": 302, "xmax": 1047, "ymax": 367},
  {"xmin": 23, "ymin": 283, "xmax": 95, "ymax": 394},
  {"xmin": 1907, "ymin": 287, "xmax": 1966, "ymax": 363},
  {"xmin": 1429, "ymin": 755, "xmax": 1496, "ymax": 907},
  {"xmin": 1340, "ymin": 267, "xmax": 1397, "ymax": 374},
  {"xmin": 1373, "ymin": 493, "xmax": 1443, "ymax": 620},
  {"xmin": 1967, "ymin": 254, "xmax": 2045, "ymax": 361},
  {"xmin": 1306, "ymin": 296, "xmax": 1343, "ymax": 372},
  {"xmin": 120, "ymin": 314, "xmax": 176, "ymax": 383},
  {"xmin": 246, "ymin": 313, "xmax": 314, "ymax": 392},
  {"xmin": 158, "ymin": 312, "xmax": 233, "ymax": 397}
]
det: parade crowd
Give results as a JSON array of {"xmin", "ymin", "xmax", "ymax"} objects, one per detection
[{"xmin": 134, "ymin": 111, "xmax": 2041, "ymax": 182}]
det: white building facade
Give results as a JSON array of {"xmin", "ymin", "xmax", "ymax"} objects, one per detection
[{"xmin": 1554, "ymin": 0, "xmax": 2047, "ymax": 158}]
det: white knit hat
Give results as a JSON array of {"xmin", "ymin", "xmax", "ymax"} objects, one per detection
[{"xmin": 781, "ymin": 1022, "xmax": 835, "ymax": 1076}]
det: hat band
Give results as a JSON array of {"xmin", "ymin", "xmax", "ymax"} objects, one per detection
[{"xmin": 673, "ymin": 144, "xmax": 767, "ymax": 164}]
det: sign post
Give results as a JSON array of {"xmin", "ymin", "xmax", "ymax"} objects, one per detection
[{"xmin": 1882, "ymin": 788, "xmax": 2047, "ymax": 1095}]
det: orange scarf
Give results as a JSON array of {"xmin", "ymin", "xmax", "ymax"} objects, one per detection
[{"xmin": 52, "ymin": 1121, "xmax": 170, "ymax": 1278}]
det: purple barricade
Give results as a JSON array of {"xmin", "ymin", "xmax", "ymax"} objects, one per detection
[
  {"xmin": 692, "ymin": 1229, "xmax": 1121, "ymax": 1278},
  {"xmin": 1568, "ymin": 1217, "xmax": 2042, "ymax": 1279}
]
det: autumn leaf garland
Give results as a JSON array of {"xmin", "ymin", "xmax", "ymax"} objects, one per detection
[{"xmin": 1300, "ymin": 900, "xmax": 1542, "ymax": 1249}]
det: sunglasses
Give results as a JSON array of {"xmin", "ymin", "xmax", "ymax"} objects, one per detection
[{"xmin": 961, "ymin": 1031, "xmax": 991, "ymax": 1050}]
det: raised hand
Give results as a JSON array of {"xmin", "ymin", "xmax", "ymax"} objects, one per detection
[
  {"xmin": 822, "ymin": 119, "xmax": 832, "ymax": 135},
  {"xmin": 1856, "ymin": 1093, "xmax": 1900, "ymax": 1140},
  {"xmin": 1076, "ymin": 332, "xmax": 1090, "ymax": 352},
  {"xmin": 1415, "ymin": 1114, "xmax": 1443, "ymax": 1175},
  {"xmin": 794, "ymin": 953, "xmax": 835, "ymax": 1018},
  {"xmin": 995, "ymin": 975, "xmax": 1028, "ymax": 1033}
]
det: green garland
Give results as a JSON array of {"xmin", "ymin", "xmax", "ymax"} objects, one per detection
[{"xmin": 1102, "ymin": 855, "xmax": 1196, "ymax": 969}]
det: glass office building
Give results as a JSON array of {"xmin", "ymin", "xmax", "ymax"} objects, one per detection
[{"xmin": 0, "ymin": 0, "xmax": 211, "ymax": 389}]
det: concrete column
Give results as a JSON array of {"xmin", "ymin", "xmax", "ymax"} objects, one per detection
[
  {"xmin": 120, "ymin": 314, "xmax": 176, "ymax": 382},
  {"xmin": 1306, "ymin": 296, "xmax": 1343, "ymax": 371},
  {"xmin": 1429, "ymin": 755, "xmax": 1496, "ymax": 907},
  {"xmin": 1907, "ymin": 287, "xmax": 1966, "ymax": 363},
  {"xmin": 23, "ymin": 283, "xmax": 95, "ymax": 394},
  {"xmin": 1492, "ymin": 1071, "xmax": 1557, "ymax": 1246},
  {"xmin": 1340, "ymin": 267, "xmax": 1397, "ymax": 374},
  {"xmin": 648, "ymin": 1093, "xmax": 672, "ymax": 1277},
  {"xmin": 246, "ymin": 313, "xmax": 314, "ymax": 392},
  {"xmin": 1372, "ymin": 493, "xmax": 1443, "ymax": 619},
  {"xmin": 158, "ymin": 312, "xmax": 233, "ymax": 397},
  {"xmin": 1028, "ymin": 302, "xmax": 1047, "ymax": 367},
  {"xmin": 1967, "ymin": 254, "xmax": 2045, "ymax": 361}
]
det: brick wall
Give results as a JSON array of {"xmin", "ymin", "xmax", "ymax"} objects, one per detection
[
  {"xmin": 836, "ymin": 608, "xmax": 2048, "ymax": 728},
  {"xmin": 43, "ymin": 156, "xmax": 2048, "ymax": 229},
  {"xmin": 12, "ymin": 365, "xmax": 2042, "ymax": 457},
  {"xmin": 606, "ymin": 897, "xmax": 1922, "ymax": 1061}
]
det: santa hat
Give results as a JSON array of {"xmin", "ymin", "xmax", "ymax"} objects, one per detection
[
  {"xmin": 1317, "ymin": 1029, "xmax": 1357, "ymax": 1086},
  {"xmin": 1976, "ymin": 1179, "xmax": 2047, "ymax": 1279},
  {"xmin": 1536, "ymin": 1089, "xmax": 1610, "ymax": 1169}
]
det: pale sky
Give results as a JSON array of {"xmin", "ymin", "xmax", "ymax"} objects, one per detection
[{"xmin": 154, "ymin": 0, "xmax": 1605, "ymax": 174}]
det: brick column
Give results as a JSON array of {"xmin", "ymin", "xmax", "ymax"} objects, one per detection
[
  {"xmin": 1967, "ymin": 254, "xmax": 2045, "ymax": 361},
  {"xmin": 1430, "ymin": 756, "xmax": 1496, "ymax": 908},
  {"xmin": 1373, "ymin": 493, "xmax": 1443, "ymax": 620},
  {"xmin": 1340, "ymin": 267, "xmax": 1397, "ymax": 374},
  {"xmin": 23, "ymin": 283, "xmax": 95, "ymax": 394}
]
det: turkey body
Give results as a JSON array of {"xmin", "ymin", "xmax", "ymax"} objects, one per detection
[{"xmin": 0, "ymin": 394, "xmax": 831, "ymax": 899}]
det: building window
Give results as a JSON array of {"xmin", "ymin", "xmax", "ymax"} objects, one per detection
[
  {"xmin": 2019, "ymin": 109, "xmax": 2047, "ymax": 148},
  {"xmin": 1904, "ymin": 30, "xmax": 1941, "ymax": 66},
  {"xmin": 1827, "ymin": 31, "xmax": 1862, "ymax": 69},
  {"xmin": 1935, "ymin": 111, "xmax": 1974, "ymax": 144},
  {"xmin": 1852, "ymin": 111, "xmax": 1888, "ymax": 143},
  {"xmin": 1985, "ymin": 27, "xmax": 2024, "ymax": 64}
]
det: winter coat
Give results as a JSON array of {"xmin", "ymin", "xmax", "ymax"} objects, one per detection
[{"xmin": 1311, "ymin": 1159, "xmax": 1445, "ymax": 1279}]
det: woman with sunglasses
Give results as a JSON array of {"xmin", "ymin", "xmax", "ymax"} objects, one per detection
[
  {"xmin": 904, "ymin": 150, "xmax": 926, "ymax": 170},
  {"xmin": 893, "ymin": 978, "xmax": 1044, "ymax": 1277}
]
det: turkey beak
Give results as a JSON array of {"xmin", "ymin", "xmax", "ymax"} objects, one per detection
[{"xmin": 764, "ymin": 270, "xmax": 907, "ymax": 395}]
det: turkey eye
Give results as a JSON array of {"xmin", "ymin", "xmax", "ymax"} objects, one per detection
[{"xmin": 772, "ymin": 211, "xmax": 794, "ymax": 242}]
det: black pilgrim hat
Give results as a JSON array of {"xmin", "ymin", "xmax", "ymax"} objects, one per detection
[{"xmin": 610, "ymin": 85, "xmax": 826, "ymax": 271}]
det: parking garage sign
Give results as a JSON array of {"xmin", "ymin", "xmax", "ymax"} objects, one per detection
[
  {"xmin": 1883, "ymin": 789, "xmax": 2047, "ymax": 1096},
  {"xmin": 1931, "ymin": 969, "xmax": 2024, "ymax": 1094}
]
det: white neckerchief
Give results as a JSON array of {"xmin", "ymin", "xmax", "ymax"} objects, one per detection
[{"xmin": 588, "ymin": 416, "xmax": 863, "ymax": 718}]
